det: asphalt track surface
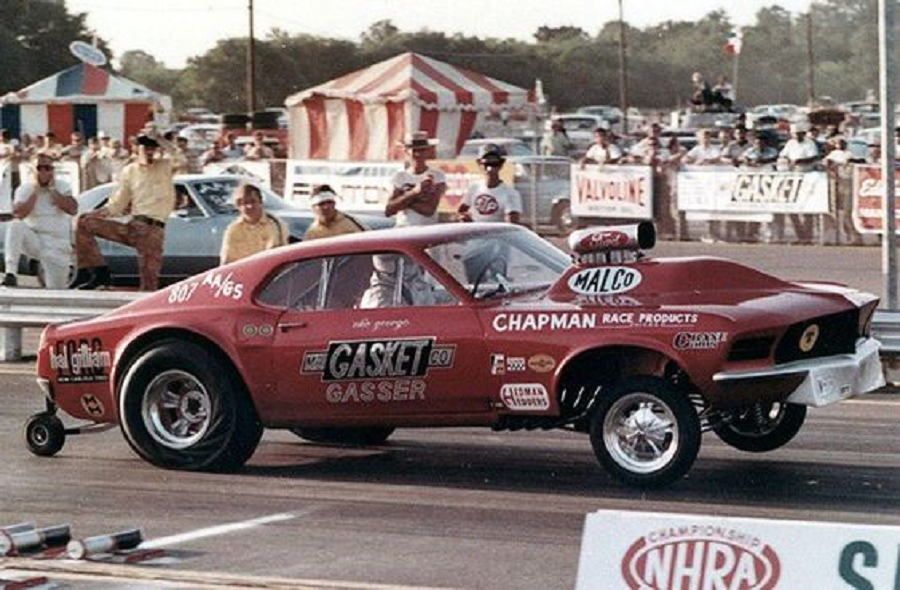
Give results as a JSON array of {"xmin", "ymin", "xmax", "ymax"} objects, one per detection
[{"xmin": 0, "ymin": 240, "xmax": 898, "ymax": 589}]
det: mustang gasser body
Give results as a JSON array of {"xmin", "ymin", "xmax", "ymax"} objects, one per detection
[{"xmin": 29, "ymin": 222, "xmax": 884, "ymax": 487}]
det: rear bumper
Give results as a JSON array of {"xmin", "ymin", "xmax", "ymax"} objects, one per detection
[{"xmin": 712, "ymin": 337, "xmax": 884, "ymax": 407}]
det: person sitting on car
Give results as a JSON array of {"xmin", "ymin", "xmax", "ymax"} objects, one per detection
[
  {"xmin": 219, "ymin": 183, "xmax": 288, "ymax": 265},
  {"xmin": 303, "ymin": 184, "xmax": 365, "ymax": 241},
  {"xmin": 2, "ymin": 152, "xmax": 78, "ymax": 289}
]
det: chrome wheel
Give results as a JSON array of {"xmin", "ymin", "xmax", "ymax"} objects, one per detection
[
  {"xmin": 603, "ymin": 392, "xmax": 679, "ymax": 474},
  {"xmin": 141, "ymin": 369, "xmax": 211, "ymax": 449}
]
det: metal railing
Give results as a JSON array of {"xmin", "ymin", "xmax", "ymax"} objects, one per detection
[
  {"xmin": 872, "ymin": 309, "xmax": 900, "ymax": 355},
  {"xmin": 0, "ymin": 290, "xmax": 143, "ymax": 362}
]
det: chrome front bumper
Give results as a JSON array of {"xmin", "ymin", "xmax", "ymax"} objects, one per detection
[{"xmin": 712, "ymin": 337, "xmax": 885, "ymax": 407}]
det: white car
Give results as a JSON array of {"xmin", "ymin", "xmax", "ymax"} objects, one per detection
[{"xmin": 550, "ymin": 114, "xmax": 607, "ymax": 156}]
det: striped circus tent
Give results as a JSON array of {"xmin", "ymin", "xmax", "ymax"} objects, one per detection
[
  {"xmin": 0, "ymin": 63, "xmax": 171, "ymax": 142},
  {"xmin": 285, "ymin": 52, "xmax": 535, "ymax": 161}
]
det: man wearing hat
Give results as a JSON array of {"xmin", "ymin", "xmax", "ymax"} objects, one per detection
[
  {"xmin": 70, "ymin": 129, "xmax": 176, "ymax": 290},
  {"xmin": 386, "ymin": 131, "xmax": 446, "ymax": 227},
  {"xmin": 303, "ymin": 184, "xmax": 365, "ymax": 241},
  {"xmin": 458, "ymin": 144, "xmax": 522, "ymax": 225}
]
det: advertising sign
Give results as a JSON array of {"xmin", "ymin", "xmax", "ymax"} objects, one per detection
[
  {"xmin": 576, "ymin": 510, "xmax": 900, "ymax": 590},
  {"xmin": 571, "ymin": 165, "xmax": 653, "ymax": 220},
  {"xmin": 851, "ymin": 164, "xmax": 900, "ymax": 234},
  {"xmin": 283, "ymin": 160, "xmax": 403, "ymax": 212},
  {"xmin": 677, "ymin": 167, "xmax": 829, "ymax": 215}
]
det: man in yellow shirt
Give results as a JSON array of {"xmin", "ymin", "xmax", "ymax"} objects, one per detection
[
  {"xmin": 71, "ymin": 132, "xmax": 175, "ymax": 291},
  {"xmin": 303, "ymin": 185, "xmax": 365, "ymax": 241},
  {"xmin": 220, "ymin": 183, "xmax": 288, "ymax": 264}
]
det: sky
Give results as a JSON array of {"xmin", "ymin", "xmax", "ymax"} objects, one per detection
[{"xmin": 66, "ymin": 0, "xmax": 816, "ymax": 69}]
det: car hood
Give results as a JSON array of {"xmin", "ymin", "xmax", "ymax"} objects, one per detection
[{"xmin": 537, "ymin": 256, "xmax": 873, "ymax": 328}]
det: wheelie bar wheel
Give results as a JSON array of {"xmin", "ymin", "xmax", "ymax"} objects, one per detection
[{"xmin": 24, "ymin": 412, "xmax": 66, "ymax": 457}]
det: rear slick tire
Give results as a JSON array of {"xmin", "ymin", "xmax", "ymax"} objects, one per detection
[
  {"xmin": 119, "ymin": 340, "xmax": 262, "ymax": 471},
  {"xmin": 590, "ymin": 376, "xmax": 700, "ymax": 488}
]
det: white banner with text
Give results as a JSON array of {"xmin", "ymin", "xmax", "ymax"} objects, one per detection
[
  {"xmin": 677, "ymin": 167, "xmax": 830, "ymax": 215},
  {"xmin": 576, "ymin": 510, "xmax": 900, "ymax": 590},
  {"xmin": 570, "ymin": 165, "xmax": 653, "ymax": 220}
]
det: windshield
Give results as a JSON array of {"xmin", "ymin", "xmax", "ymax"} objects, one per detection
[
  {"xmin": 425, "ymin": 228, "xmax": 570, "ymax": 300},
  {"xmin": 188, "ymin": 178, "xmax": 291, "ymax": 214}
]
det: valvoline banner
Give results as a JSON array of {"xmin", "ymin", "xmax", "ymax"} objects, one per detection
[{"xmin": 577, "ymin": 510, "xmax": 899, "ymax": 590}]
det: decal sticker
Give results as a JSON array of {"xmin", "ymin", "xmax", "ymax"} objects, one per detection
[
  {"xmin": 325, "ymin": 379, "xmax": 426, "ymax": 404},
  {"xmin": 500, "ymin": 384, "xmax": 551, "ymax": 411},
  {"xmin": 50, "ymin": 338, "xmax": 112, "ymax": 383},
  {"xmin": 577, "ymin": 229, "xmax": 629, "ymax": 251},
  {"xmin": 528, "ymin": 354, "xmax": 556, "ymax": 373},
  {"xmin": 598, "ymin": 312, "xmax": 700, "ymax": 328},
  {"xmin": 201, "ymin": 271, "xmax": 244, "ymax": 300},
  {"xmin": 302, "ymin": 338, "xmax": 454, "ymax": 377},
  {"xmin": 241, "ymin": 324, "xmax": 274, "ymax": 338},
  {"xmin": 492, "ymin": 312, "xmax": 597, "ymax": 333},
  {"xmin": 673, "ymin": 332, "xmax": 728, "ymax": 350},
  {"xmin": 799, "ymin": 324, "xmax": 819, "ymax": 352},
  {"xmin": 573, "ymin": 294, "xmax": 643, "ymax": 307},
  {"xmin": 80, "ymin": 394, "xmax": 104, "ymax": 417},
  {"xmin": 490, "ymin": 354, "xmax": 506, "ymax": 375},
  {"xmin": 167, "ymin": 271, "xmax": 244, "ymax": 304},
  {"xmin": 567, "ymin": 266, "xmax": 642, "ymax": 295},
  {"xmin": 621, "ymin": 526, "xmax": 781, "ymax": 590},
  {"xmin": 352, "ymin": 318, "xmax": 412, "ymax": 332},
  {"xmin": 506, "ymin": 357, "xmax": 526, "ymax": 372}
]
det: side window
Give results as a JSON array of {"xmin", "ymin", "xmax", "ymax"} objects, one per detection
[
  {"xmin": 323, "ymin": 254, "xmax": 375, "ymax": 310},
  {"xmin": 257, "ymin": 259, "xmax": 324, "ymax": 310},
  {"xmin": 356, "ymin": 253, "xmax": 457, "ymax": 309}
]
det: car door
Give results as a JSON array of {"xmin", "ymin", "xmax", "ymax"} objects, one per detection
[
  {"xmin": 162, "ymin": 179, "xmax": 232, "ymax": 279},
  {"xmin": 263, "ymin": 251, "xmax": 490, "ymax": 424}
]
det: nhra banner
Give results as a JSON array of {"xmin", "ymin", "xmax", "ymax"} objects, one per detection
[
  {"xmin": 677, "ymin": 167, "xmax": 829, "ymax": 214},
  {"xmin": 577, "ymin": 510, "xmax": 900, "ymax": 590},
  {"xmin": 570, "ymin": 165, "xmax": 653, "ymax": 220},
  {"xmin": 851, "ymin": 164, "xmax": 900, "ymax": 234}
]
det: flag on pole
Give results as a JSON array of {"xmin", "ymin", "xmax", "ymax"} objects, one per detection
[{"xmin": 724, "ymin": 27, "xmax": 743, "ymax": 55}]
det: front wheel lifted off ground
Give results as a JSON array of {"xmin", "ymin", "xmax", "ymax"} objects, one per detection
[
  {"xmin": 713, "ymin": 402, "xmax": 807, "ymax": 453},
  {"xmin": 24, "ymin": 412, "xmax": 66, "ymax": 457},
  {"xmin": 119, "ymin": 340, "xmax": 263, "ymax": 471},
  {"xmin": 590, "ymin": 375, "xmax": 701, "ymax": 488}
]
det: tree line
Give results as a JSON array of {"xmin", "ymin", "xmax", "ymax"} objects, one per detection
[{"xmin": 0, "ymin": 0, "xmax": 893, "ymax": 116}]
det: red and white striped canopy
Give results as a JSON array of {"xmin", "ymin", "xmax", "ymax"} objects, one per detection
[{"xmin": 286, "ymin": 52, "xmax": 534, "ymax": 161}]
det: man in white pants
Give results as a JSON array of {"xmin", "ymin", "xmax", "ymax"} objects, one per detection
[{"xmin": 3, "ymin": 152, "xmax": 77, "ymax": 288}]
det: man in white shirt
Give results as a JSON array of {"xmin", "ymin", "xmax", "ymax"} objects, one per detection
[
  {"xmin": 580, "ymin": 126, "xmax": 623, "ymax": 167},
  {"xmin": 386, "ymin": 132, "xmax": 446, "ymax": 227},
  {"xmin": 458, "ymin": 144, "xmax": 522, "ymax": 224},
  {"xmin": 778, "ymin": 123, "xmax": 820, "ymax": 171},
  {"xmin": 685, "ymin": 129, "xmax": 722, "ymax": 165},
  {"xmin": 3, "ymin": 152, "xmax": 78, "ymax": 288}
]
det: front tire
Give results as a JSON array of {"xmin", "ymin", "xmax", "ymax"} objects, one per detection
[
  {"xmin": 713, "ymin": 402, "xmax": 806, "ymax": 453},
  {"xmin": 590, "ymin": 376, "xmax": 700, "ymax": 488},
  {"xmin": 290, "ymin": 427, "xmax": 394, "ymax": 446},
  {"xmin": 119, "ymin": 340, "xmax": 262, "ymax": 471}
]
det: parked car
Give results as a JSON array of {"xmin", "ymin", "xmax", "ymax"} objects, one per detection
[
  {"xmin": 512, "ymin": 156, "xmax": 575, "ymax": 234},
  {"xmin": 27, "ymin": 222, "xmax": 884, "ymax": 488},
  {"xmin": 551, "ymin": 114, "xmax": 607, "ymax": 156},
  {"xmin": 0, "ymin": 174, "xmax": 390, "ymax": 287},
  {"xmin": 459, "ymin": 138, "xmax": 535, "ymax": 159}
]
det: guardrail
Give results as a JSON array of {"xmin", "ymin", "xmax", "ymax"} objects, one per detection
[{"xmin": 0, "ymin": 290, "xmax": 143, "ymax": 362}]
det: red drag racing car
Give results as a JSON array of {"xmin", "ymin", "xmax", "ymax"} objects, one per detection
[{"xmin": 27, "ymin": 222, "xmax": 885, "ymax": 488}]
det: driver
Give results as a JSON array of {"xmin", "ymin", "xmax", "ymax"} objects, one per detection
[{"xmin": 360, "ymin": 254, "xmax": 435, "ymax": 308}]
